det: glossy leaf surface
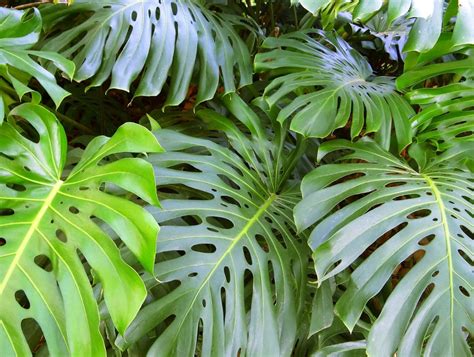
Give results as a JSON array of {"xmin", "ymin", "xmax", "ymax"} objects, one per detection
[
  {"xmin": 0, "ymin": 104, "xmax": 162, "ymax": 356},
  {"xmin": 255, "ymin": 30, "xmax": 414, "ymax": 151},
  {"xmin": 0, "ymin": 8, "xmax": 74, "ymax": 122},
  {"xmin": 40, "ymin": 0, "xmax": 252, "ymax": 107},
  {"xmin": 295, "ymin": 139, "xmax": 473, "ymax": 356},
  {"xmin": 117, "ymin": 95, "xmax": 309, "ymax": 356}
]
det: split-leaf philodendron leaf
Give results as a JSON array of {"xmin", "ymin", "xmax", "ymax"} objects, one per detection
[
  {"xmin": 0, "ymin": 8, "xmax": 74, "ymax": 123},
  {"xmin": 39, "ymin": 0, "xmax": 252, "ymax": 107},
  {"xmin": 292, "ymin": 0, "xmax": 474, "ymax": 53},
  {"xmin": 116, "ymin": 95, "xmax": 310, "ymax": 356},
  {"xmin": 0, "ymin": 103, "xmax": 162, "ymax": 356},
  {"xmin": 295, "ymin": 138, "xmax": 473, "ymax": 356},
  {"xmin": 255, "ymin": 30, "xmax": 414, "ymax": 151}
]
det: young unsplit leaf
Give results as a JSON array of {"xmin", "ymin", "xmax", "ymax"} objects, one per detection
[
  {"xmin": 0, "ymin": 8, "xmax": 74, "ymax": 123},
  {"xmin": 39, "ymin": 0, "xmax": 252, "ymax": 107},
  {"xmin": 116, "ymin": 95, "xmax": 310, "ymax": 356},
  {"xmin": 255, "ymin": 30, "xmax": 414, "ymax": 152},
  {"xmin": 295, "ymin": 139, "xmax": 473, "ymax": 356},
  {"xmin": 0, "ymin": 104, "xmax": 162, "ymax": 356}
]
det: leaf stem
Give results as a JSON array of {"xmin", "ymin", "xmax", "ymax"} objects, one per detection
[{"xmin": 14, "ymin": 0, "xmax": 52, "ymax": 10}]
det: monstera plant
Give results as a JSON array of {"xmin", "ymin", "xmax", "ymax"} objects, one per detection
[{"xmin": 0, "ymin": 0, "xmax": 472, "ymax": 356}]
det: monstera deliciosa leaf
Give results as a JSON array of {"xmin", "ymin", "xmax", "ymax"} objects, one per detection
[
  {"xmin": 0, "ymin": 7, "xmax": 74, "ymax": 122},
  {"xmin": 397, "ymin": 46, "xmax": 474, "ymax": 155},
  {"xmin": 39, "ymin": 0, "xmax": 252, "ymax": 107},
  {"xmin": 255, "ymin": 30, "xmax": 414, "ymax": 151},
  {"xmin": 292, "ymin": 0, "xmax": 474, "ymax": 52},
  {"xmin": 0, "ymin": 104, "xmax": 162, "ymax": 355},
  {"xmin": 295, "ymin": 139, "xmax": 473, "ymax": 356},
  {"xmin": 116, "ymin": 94, "xmax": 310, "ymax": 356}
]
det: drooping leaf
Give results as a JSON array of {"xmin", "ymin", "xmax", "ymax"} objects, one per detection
[
  {"xmin": 116, "ymin": 94, "xmax": 310, "ymax": 356},
  {"xmin": 295, "ymin": 138, "xmax": 473, "ymax": 356},
  {"xmin": 0, "ymin": 7, "xmax": 74, "ymax": 123},
  {"xmin": 255, "ymin": 30, "xmax": 414, "ymax": 151},
  {"xmin": 39, "ymin": 0, "xmax": 253, "ymax": 107},
  {"xmin": 0, "ymin": 103, "xmax": 162, "ymax": 356}
]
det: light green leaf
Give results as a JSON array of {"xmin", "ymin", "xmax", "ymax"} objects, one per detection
[
  {"xmin": 0, "ymin": 8, "xmax": 74, "ymax": 123},
  {"xmin": 0, "ymin": 104, "xmax": 162, "ymax": 356},
  {"xmin": 40, "ymin": 0, "xmax": 252, "ymax": 107},
  {"xmin": 295, "ymin": 138, "xmax": 473, "ymax": 356}
]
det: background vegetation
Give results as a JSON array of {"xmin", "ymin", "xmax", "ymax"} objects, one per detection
[{"xmin": 0, "ymin": 0, "xmax": 472, "ymax": 356}]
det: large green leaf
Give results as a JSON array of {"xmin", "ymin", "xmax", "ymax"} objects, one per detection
[
  {"xmin": 39, "ymin": 0, "xmax": 252, "ymax": 107},
  {"xmin": 0, "ymin": 8, "xmax": 74, "ymax": 123},
  {"xmin": 0, "ymin": 104, "xmax": 162, "ymax": 355},
  {"xmin": 255, "ymin": 30, "xmax": 414, "ymax": 151},
  {"xmin": 116, "ymin": 94, "xmax": 310, "ymax": 356},
  {"xmin": 295, "ymin": 139, "xmax": 473, "ymax": 356},
  {"xmin": 398, "ymin": 47, "xmax": 474, "ymax": 155},
  {"xmin": 292, "ymin": 0, "xmax": 474, "ymax": 52}
]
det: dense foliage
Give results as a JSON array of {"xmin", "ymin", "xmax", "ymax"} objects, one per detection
[{"xmin": 0, "ymin": 0, "xmax": 472, "ymax": 356}]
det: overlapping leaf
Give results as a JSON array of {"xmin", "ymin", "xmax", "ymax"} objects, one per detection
[
  {"xmin": 295, "ymin": 138, "xmax": 473, "ymax": 356},
  {"xmin": 398, "ymin": 47, "xmax": 474, "ymax": 155},
  {"xmin": 116, "ymin": 94, "xmax": 310, "ymax": 356},
  {"xmin": 40, "ymin": 0, "xmax": 252, "ymax": 107},
  {"xmin": 0, "ymin": 104, "xmax": 162, "ymax": 356},
  {"xmin": 0, "ymin": 7, "xmax": 74, "ymax": 122},
  {"xmin": 292, "ymin": 0, "xmax": 474, "ymax": 52},
  {"xmin": 255, "ymin": 30, "xmax": 414, "ymax": 151}
]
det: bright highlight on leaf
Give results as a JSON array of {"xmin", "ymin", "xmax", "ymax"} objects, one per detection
[
  {"xmin": 0, "ymin": 104, "xmax": 162, "ymax": 355},
  {"xmin": 40, "ymin": 0, "xmax": 253, "ymax": 107},
  {"xmin": 0, "ymin": 8, "xmax": 74, "ymax": 122}
]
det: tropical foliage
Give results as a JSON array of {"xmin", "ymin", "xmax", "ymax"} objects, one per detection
[{"xmin": 0, "ymin": 0, "xmax": 472, "ymax": 356}]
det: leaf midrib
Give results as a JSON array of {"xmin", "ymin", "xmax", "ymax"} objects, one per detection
[
  {"xmin": 170, "ymin": 193, "xmax": 277, "ymax": 345},
  {"xmin": 423, "ymin": 173, "xmax": 455, "ymax": 351},
  {"xmin": 0, "ymin": 180, "xmax": 63, "ymax": 295}
]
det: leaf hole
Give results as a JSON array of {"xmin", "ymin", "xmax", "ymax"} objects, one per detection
[
  {"xmin": 191, "ymin": 244, "xmax": 216, "ymax": 253},
  {"xmin": 69, "ymin": 206, "xmax": 79, "ymax": 214},
  {"xmin": 224, "ymin": 266, "xmax": 231, "ymax": 283},
  {"xmin": 459, "ymin": 286, "xmax": 470, "ymax": 297},
  {"xmin": 418, "ymin": 234, "xmax": 435, "ymax": 246},
  {"xmin": 21, "ymin": 318, "xmax": 46, "ymax": 354},
  {"xmin": 385, "ymin": 181, "xmax": 407, "ymax": 188},
  {"xmin": 15, "ymin": 290, "xmax": 30, "ymax": 309},
  {"xmin": 221, "ymin": 195, "xmax": 241, "ymax": 208},
  {"xmin": 34, "ymin": 255, "xmax": 53, "ymax": 272},
  {"xmin": 255, "ymin": 234, "xmax": 269, "ymax": 253},
  {"xmin": 206, "ymin": 216, "xmax": 234, "ymax": 229},
  {"xmin": 243, "ymin": 246, "xmax": 252, "ymax": 265},
  {"xmin": 0, "ymin": 237, "xmax": 6, "ymax": 246},
  {"xmin": 407, "ymin": 209, "xmax": 431, "ymax": 219},
  {"xmin": 0, "ymin": 208, "xmax": 14, "ymax": 216},
  {"xmin": 6, "ymin": 183, "xmax": 26, "ymax": 192},
  {"xmin": 56, "ymin": 229, "xmax": 67, "ymax": 243},
  {"xmin": 460, "ymin": 225, "xmax": 473, "ymax": 240},
  {"xmin": 181, "ymin": 215, "xmax": 202, "ymax": 226}
]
